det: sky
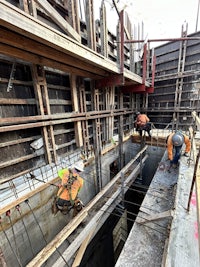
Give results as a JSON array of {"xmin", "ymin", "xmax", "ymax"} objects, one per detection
[{"xmin": 93, "ymin": 0, "xmax": 200, "ymax": 47}]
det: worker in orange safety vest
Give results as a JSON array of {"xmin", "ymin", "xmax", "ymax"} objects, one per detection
[
  {"xmin": 166, "ymin": 131, "xmax": 191, "ymax": 168},
  {"xmin": 52, "ymin": 161, "xmax": 84, "ymax": 217},
  {"xmin": 135, "ymin": 112, "xmax": 151, "ymax": 137}
]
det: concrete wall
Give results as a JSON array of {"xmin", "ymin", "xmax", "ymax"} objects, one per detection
[{"xmin": 0, "ymin": 139, "xmax": 140, "ymax": 266}]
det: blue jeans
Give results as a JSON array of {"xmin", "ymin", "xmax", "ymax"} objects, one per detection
[{"xmin": 171, "ymin": 145, "xmax": 182, "ymax": 164}]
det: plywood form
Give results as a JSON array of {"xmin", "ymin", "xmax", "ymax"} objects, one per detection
[
  {"xmin": 148, "ymin": 31, "xmax": 200, "ymax": 129},
  {"xmin": 35, "ymin": 0, "xmax": 81, "ymax": 42},
  {"xmin": 0, "ymin": 57, "xmax": 138, "ymax": 185},
  {"xmin": 0, "ymin": 1, "xmax": 144, "ymax": 85}
]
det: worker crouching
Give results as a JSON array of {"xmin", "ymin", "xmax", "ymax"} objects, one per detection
[
  {"xmin": 135, "ymin": 112, "xmax": 151, "ymax": 137},
  {"xmin": 52, "ymin": 161, "xmax": 84, "ymax": 217},
  {"xmin": 166, "ymin": 131, "xmax": 191, "ymax": 168}
]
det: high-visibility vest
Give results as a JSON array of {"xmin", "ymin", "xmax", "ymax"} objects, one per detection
[{"xmin": 57, "ymin": 169, "xmax": 84, "ymax": 202}]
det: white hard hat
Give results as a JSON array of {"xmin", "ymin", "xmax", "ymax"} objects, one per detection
[{"xmin": 73, "ymin": 161, "xmax": 84, "ymax": 172}]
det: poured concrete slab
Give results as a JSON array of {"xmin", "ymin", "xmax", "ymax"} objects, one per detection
[
  {"xmin": 164, "ymin": 156, "xmax": 200, "ymax": 266},
  {"xmin": 115, "ymin": 150, "xmax": 199, "ymax": 267}
]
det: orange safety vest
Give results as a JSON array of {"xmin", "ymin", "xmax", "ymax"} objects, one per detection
[
  {"xmin": 167, "ymin": 133, "xmax": 191, "ymax": 161},
  {"xmin": 57, "ymin": 169, "xmax": 84, "ymax": 201}
]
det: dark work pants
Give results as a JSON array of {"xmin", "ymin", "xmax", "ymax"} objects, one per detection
[
  {"xmin": 171, "ymin": 145, "xmax": 182, "ymax": 164},
  {"xmin": 137, "ymin": 123, "xmax": 151, "ymax": 136}
]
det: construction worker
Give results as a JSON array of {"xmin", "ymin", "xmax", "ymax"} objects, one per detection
[
  {"xmin": 166, "ymin": 131, "xmax": 191, "ymax": 168},
  {"xmin": 135, "ymin": 112, "xmax": 151, "ymax": 137},
  {"xmin": 52, "ymin": 161, "xmax": 84, "ymax": 217}
]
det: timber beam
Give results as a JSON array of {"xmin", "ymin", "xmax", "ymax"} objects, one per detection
[
  {"xmin": 0, "ymin": 108, "xmax": 133, "ymax": 126},
  {"xmin": 137, "ymin": 208, "xmax": 173, "ymax": 224},
  {"xmin": 0, "ymin": 27, "xmax": 107, "ymax": 78},
  {"xmin": 34, "ymin": 0, "xmax": 81, "ymax": 42}
]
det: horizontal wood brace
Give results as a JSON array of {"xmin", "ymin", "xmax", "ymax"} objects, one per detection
[
  {"xmin": 0, "ymin": 153, "xmax": 40, "ymax": 169},
  {"xmin": 0, "ymin": 109, "xmax": 133, "ymax": 128},
  {"xmin": 0, "ymin": 177, "xmax": 60, "ymax": 216},
  {"xmin": 137, "ymin": 208, "xmax": 173, "ymax": 224}
]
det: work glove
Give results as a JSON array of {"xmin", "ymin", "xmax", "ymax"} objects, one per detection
[{"xmin": 183, "ymin": 152, "xmax": 189, "ymax": 157}]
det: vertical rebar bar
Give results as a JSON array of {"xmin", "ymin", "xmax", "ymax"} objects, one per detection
[
  {"xmin": 15, "ymin": 205, "xmax": 35, "ymax": 257},
  {"xmin": 196, "ymin": 0, "xmax": 200, "ymax": 32}
]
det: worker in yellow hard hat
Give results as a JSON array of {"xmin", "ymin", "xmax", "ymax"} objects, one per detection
[
  {"xmin": 166, "ymin": 131, "xmax": 191, "ymax": 168},
  {"xmin": 52, "ymin": 161, "xmax": 84, "ymax": 217}
]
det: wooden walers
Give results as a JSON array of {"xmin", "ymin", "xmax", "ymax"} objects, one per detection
[
  {"xmin": 31, "ymin": 64, "xmax": 57, "ymax": 164},
  {"xmin": 79, "ymin": 84, "xmax": 91, "ymax": 159}
]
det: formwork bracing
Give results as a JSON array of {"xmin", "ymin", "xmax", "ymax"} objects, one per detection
[{"xmin": 0, "ymin": 1, "xmax": 200, "ymax": 267}]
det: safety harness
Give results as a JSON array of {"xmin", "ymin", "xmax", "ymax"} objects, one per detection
[
  {"xmin": 64, "ymin": 169, "xmax": 77, "ymax": 206},
  {"xmin": 53, "ymin": 169, "xmax": 83, "ymax": 215}
]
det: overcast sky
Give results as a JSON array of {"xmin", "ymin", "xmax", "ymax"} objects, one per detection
[{"xmin": 94, "ymin": 0, "xmax": 200, "ymax": 46}]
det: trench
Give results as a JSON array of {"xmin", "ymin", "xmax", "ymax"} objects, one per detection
[{"xmin": 79, "ymin": 146, "xmax": 165, "ymax": 267}]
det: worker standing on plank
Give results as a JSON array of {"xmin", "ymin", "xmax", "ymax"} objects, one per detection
[
  {"xmin": 135, "ymin": 112, "xmax": 151, "ymax": 137},
  {"xmin": 52, "ymin": 161, "xmax": 84, "ymax": 217},
  {"xmin": 166, "ymin": 131, "xmax": 191, "ymax": 168}
]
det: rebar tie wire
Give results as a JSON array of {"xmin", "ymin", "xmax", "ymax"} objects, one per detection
[
  {"xmin": 25, "ymin": 199, "xmax": 69, "ymax": 266},
  {"xmin": 6, "ymin": 210, "xmax": 21, "ymax": 262},
  {"xmin": 0, "ymin": 216, "xmax": 23, "ymax": 267}
]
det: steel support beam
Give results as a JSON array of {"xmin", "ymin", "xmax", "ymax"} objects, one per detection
[
  {"xmin": 121, "ymin": 84, "xmax": 145, "ymax": 93},
  {"xmin": 95, "ymin": 74, "xmax": 124, "ymax": 88},
  {"xmin": 123, "ymin": 37, "xmax": 200, "ymax": 43}
]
